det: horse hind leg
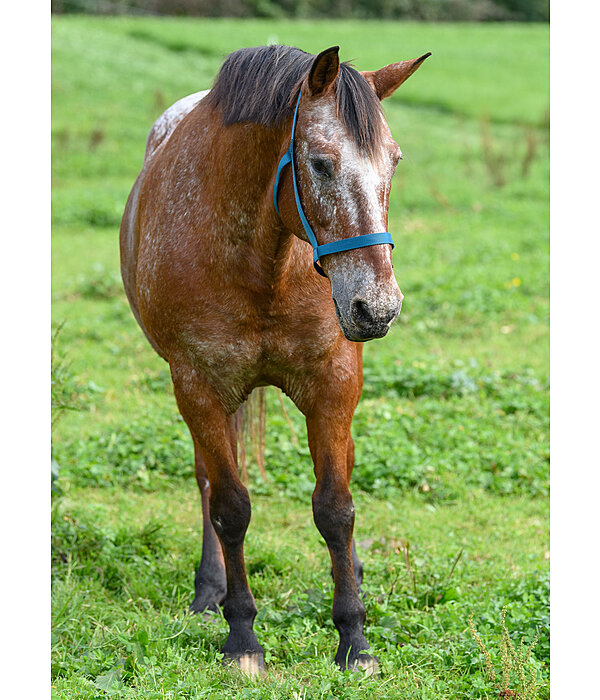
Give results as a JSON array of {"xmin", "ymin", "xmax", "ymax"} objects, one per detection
[
  {"xmin": 190, "ymin": 439, "xmax": 227, "ymax": 614},
  {"xmin": 172, "ymin": 366, "xmax": 264, "ymax": 674},
  {"xmin": 351, "ymin": 539, "xmax": 364, "ymax": 590}
]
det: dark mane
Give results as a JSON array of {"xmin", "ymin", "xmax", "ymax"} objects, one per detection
[{"xmin": 205, "ymin": 45, "xmax": 384, "ymax": 157}]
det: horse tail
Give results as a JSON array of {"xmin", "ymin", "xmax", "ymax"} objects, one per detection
[{"xmin": 235, "ymin": 388, "xmax": 267, "ymax": 481}]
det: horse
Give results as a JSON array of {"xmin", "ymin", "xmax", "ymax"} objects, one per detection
[{"xmin": 120, "ymin": 44, "xmax": 429, "ymax": 675}]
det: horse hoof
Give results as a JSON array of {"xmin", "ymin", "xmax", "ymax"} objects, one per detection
[
  {"xmin": 335, "ymin": 645, "xmax": 379, "ymax": 676},
  {"xmin": 355, "ymin": 654, "xmax": 379, "ymax": 677},
  {"xmin": 223, "ymin": 652, "xmax": 265, "ymax": 676}
]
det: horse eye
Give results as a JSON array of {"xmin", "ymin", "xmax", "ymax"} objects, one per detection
[{"xmin": 310, "ymin": 158, "xmax": 332, "ymax": 179}]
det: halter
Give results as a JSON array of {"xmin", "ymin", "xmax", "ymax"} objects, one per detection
[{"xmin": 273, "ymin": 92, "xmax": 394, "ymax": 278}]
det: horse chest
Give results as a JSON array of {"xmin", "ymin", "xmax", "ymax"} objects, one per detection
[
  {"xmin": 191, "ymin": 315, "xmax": 336, "ymax": 371},
  {"xmin": 179, "ymin": 302, "xmax": 342, "ymax": 410}
]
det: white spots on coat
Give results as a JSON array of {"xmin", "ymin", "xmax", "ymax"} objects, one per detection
[
  {"xmin": 296, "ymin": 99, "xmax": 393, "ymax": 236},
  {"xmin": 145, "ymin": 89, "xmax": 210, "ymax": 160}
]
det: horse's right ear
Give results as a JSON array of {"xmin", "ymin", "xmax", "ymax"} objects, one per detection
[{"xmin": 307, "ymin": 46, "xmax": 340, "ymax": 97}]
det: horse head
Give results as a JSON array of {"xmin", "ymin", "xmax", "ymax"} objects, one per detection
[{"xmin": 279, "ymin": 47, "xmax": 430, "ymax": 342}]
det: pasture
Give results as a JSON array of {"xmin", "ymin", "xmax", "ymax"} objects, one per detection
[{"xmin": 51, "ymin": 16, "xmax": 549, "ymax": 699}]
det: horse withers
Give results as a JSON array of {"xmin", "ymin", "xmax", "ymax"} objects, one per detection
[{"xmin": 120, "ymin": 44, "xmax": 429, "ymax": 675}]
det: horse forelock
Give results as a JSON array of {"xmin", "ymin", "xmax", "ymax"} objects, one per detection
[{"xmin": 205, "ymin": 45, "xmax": 385, "ymax": 159}]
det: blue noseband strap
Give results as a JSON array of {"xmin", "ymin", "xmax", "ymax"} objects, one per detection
[{"xmin": 273, "ymin": 92, "xmax": 394, "ymax": 278}]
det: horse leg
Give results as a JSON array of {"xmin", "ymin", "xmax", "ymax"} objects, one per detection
[
  {"xmin": 307, "ymin": 411, "xmax": 376, "ymax": 673},
  {"xmin": 331, "ymin": 438, "xmax": 364, "ymax": 589},
  {"xmin": 346, "ymin": 437, "xmax": 364, "ymax": 589},
  {"xmin": 172, "ymin": 368, "xmax": 264, "ymax": 674},
  {"xmin": 190, "ymin": 439, "xmax": 227, "ymax": 614}
]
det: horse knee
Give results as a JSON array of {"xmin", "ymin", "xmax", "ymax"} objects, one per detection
[
  {"xmin": 210, "ymin": 482, "xmax": 251, "ymax": 548},
  {"xmin": 312, "ymin": 486, "xmax": 355, "ymax": 546}
]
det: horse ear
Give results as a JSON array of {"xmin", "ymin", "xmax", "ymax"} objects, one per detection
[
  {"xmin": 362, "ymin": 53, "xmax": 431, "ymax": 101},
  {"xmin": 307, "ymin": 46, "xmax": 340, "ymax": 97}
]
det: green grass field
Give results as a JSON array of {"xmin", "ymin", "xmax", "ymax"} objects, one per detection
[{"xmin": 51, "ymin": 16, "xmax": 549, "ymax": 699}]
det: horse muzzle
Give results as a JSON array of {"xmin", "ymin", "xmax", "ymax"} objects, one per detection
[{"xmin": 333, "ymin": 291, "xmax": 403, "ymax": 342}]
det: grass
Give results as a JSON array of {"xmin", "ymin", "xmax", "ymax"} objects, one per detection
[{"xmin": 51, "ymin": 16, "xmax": 549, "ymax": 699}]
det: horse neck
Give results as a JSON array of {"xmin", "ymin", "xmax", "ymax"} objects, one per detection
[{"xmin": 205, "ymin": 113, "xmax": 292, "ymax": 271}]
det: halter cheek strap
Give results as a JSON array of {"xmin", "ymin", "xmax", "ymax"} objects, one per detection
[{"xmin": 273, "ymin": 92, "xmax": 394, "ymax": 278}]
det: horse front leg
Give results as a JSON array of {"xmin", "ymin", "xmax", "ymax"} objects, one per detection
[
  {"xmin": 306, "ymin": 410, "xmax": 376, "ymax": 673},
  {"xmin": 190, "ymin": 440, "xmax": 227, "ymax": 614},
  {"xmin": 330, "ymin": 438, "xmax": 364, "ymax": 590},
  {"xmin": 172, "ymin": 366, "xmax": 264, "ymax": 674},
  {"xmin": 346, "ymin": 437, "xmax": 364, "ymax": 589}
]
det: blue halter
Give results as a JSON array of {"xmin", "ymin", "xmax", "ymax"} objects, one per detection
[{"xmin": 273, "ymin": 92, "xmax": 394, "ymax": 278}]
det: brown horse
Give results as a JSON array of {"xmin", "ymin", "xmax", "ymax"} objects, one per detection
[{"xmin": 120, "ymin": 44, "xmax": 429, "ymax": 674}]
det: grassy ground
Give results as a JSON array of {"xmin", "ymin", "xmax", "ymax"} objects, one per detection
[{"xmin": 51, "ymin": 17, "xmax": 549, "ymax": 699}]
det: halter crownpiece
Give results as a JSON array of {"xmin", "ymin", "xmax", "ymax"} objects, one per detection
[{"xmin": 273, "ymin": 92, "xmax": 394, "ymax": 278}]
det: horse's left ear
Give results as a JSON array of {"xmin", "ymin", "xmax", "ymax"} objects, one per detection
[
  {"xmin": 362, "ymin": 52, "xmax": 431, "ymax": 101},
  {"xmin": 308, "ymin": 46, "xmax": 340, "ymax": 97}
]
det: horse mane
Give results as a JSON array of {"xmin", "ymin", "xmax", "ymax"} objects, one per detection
[{"xmin": 205, "ymin": 45, "xmax": 385, "ymax": 158}]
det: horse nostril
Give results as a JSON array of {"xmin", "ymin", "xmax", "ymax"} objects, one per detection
[
  {"xmin": 350, "ymin": 298, "xmax": 374, "ymax": 327},
  {"xmin": 383, "ymin": 307, "xmax": 397, "ymax": 325}
]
